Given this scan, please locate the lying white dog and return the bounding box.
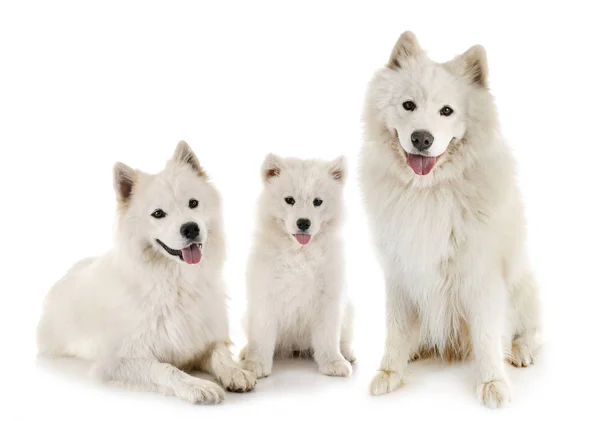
[360,32,541,408]
[37,141,256,403]
[240,154,355,378]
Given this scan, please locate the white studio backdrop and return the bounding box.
[1,1,598,420]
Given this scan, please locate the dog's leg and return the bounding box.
[95,357,225,404]
[506,271,541,368]
[196,342,256,392]
[370,284,416,395]
[241,308,277,379]
[311,300,352,377]
[466,277,512,409]
[340,302,356,364]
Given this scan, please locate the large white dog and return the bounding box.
[360,32,541,408]
[37,141,256,403]
[241,155,355,378]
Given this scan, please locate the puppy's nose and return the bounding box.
[296,218,311,231]
[411,130,434,151]
[180,222,200,240]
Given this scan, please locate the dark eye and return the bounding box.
[189,199,198,209]
[313,198,323,207]
[151,209,166,219]
[284,196,295,205]
[402,101,416,111]
[440,106,454,116]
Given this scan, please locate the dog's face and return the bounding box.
[114,141,220,265]
[259,154,346,246]
[368,31,489,176]
[390,64,467,174]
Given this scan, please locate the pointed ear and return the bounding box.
[447,45,488,88]
[387,31,423,69]
[113,162,136,205]
[172,141,207,178]
[261,153,283,183]
[328,155,346,183]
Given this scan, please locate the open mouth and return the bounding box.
[405,152,438,176]
[156,239,203,264]
[293,234,312,246]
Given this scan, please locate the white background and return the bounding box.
[1,1,599,419]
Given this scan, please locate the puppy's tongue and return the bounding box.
[407,154,437,175]
[293,234,311,245]
[181,244,202,264]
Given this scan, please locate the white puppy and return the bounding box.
[360,32,541,408]
[240,154,355,378]
[37,141,256,404]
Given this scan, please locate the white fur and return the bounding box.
[37,141,256,404]
[240,155,355,378]
[360,32,541,408]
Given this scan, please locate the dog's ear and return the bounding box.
[262,153,283,183]
[113,162,136,205]
[387,31,423,69]
[447,45,488,88]
[172,141,207,178]
[328,155,346,183]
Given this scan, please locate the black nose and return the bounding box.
[411,130,434,151]
[180,222,200,240]
[296,218,311,231]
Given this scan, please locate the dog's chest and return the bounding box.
[371,184,479,272]
[269,247,324,313]
[131,275,226,366]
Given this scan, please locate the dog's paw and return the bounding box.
[340,344,356,364]
[217,367,257,393]
[476,379,511,409]
[318,358,352,377]
[506,338,538,368]
[370,370,405,395]
[175,378,225,404]
[241,360,271,379]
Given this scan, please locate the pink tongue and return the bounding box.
[181,244,202,264]
[407,154,437,175]
[293,234,311,245]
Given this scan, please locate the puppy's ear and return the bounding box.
[172,141,207,178]
[388,31,423,69]
[262,153,282,183]
[328,155,346,183]
[447,45,488,88]
[113,162,136,205]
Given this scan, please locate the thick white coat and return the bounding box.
[360,32,541,408]
[241,155,355,378]
[37,142,256,403]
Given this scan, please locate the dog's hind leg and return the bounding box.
[195,342,256,393]
[505,271,541,368]
[94,357,225,404]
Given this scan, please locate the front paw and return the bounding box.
[318,358,352,377]
[477,379,512,409]
[175,378,225,404]
[241,359,271,379]
[370,370,405,395]
[217,367,257,393]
